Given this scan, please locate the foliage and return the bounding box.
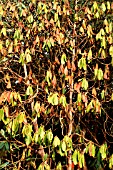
[0,0,113,169]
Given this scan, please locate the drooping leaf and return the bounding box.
[72,150,78,165]
[53,136,60,147]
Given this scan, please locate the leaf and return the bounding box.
[46,130,53,143]
[109,46,113,57]
[52,75,57,88]
[0,142,5,149]
[8,42,13,54]
[38,126,45,140]
[109,154,113,169]
[61,53,66,65]
[101,3,106,12]
[22,124,33,137]
[26,86,33,96]
[101,90,105,99]
[111,93,113,101]
[12,118,19,135]
[34,102,40,113]
[53,136,60,147]
[14,29,20,39]
[1,27,6,36]
[80,26,84,34]
[89,142,95,157]
[56,162,62,170]
[61,141,66,152]
[97,69,103,80]
[54,13,58,22]
[48,93,58,105]
[99,143,107,159]
[5,142,9,151]
[109,22,112,33]
[27,14,33,23]
[77,93,82,102]
[17,112,25,123]
[82,78,88,90]
[72,150,78,165]
[59,95,67,107]
[0,162,9,169]
[25,135,32,146]
[0,109,4,121]
[82,58,87,70]
[87,48,92,61]
[46,70,52,86]
[25,48,31,63]
[107,1,110,10]
[101,36,106,49]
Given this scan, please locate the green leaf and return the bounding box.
[101,90,105,99]
[107,1,110,10]
[82,78,88,90]
[59,95,67,107]
[17,112,25,123]
[46,70,52,86]
[1,27,6,36]
[92,144,96,157]
[56,162,62,170]
[101,3,106,12]
[0,162,9,169]
[61,141,66,152]
[53,136,60,147]
[0,109,4,121]
[48,93,58,105]
[87,48,92,61]
[109,154,113,169]
[111,93,113,101]
[44,153,48,161]
[72,150,78,165]
[54,13,58,22]
[97,69,103,80]
[0,142,5,149]
[26,86,33,96]
[38,126,45,140]
[109,46,113,57]
[61,53,66,65]
[77,93,82,102]
[25,135,32,146]
[25,48,31,63]
[12,118,19,135]
[5,142,9,151]
[46,130,53,143]
[27,14,33,23]
[99,143,107,159]
[19,53,25,65]
[22,124,33,137]
[14,29,20,39]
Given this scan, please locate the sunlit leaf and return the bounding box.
[61,141,66,152]
[1,27,6,36]
[82,78,88,90]
[72,150,78,165]
[0,109,4,121]
[61,53,66,65]
[53,136,60,147]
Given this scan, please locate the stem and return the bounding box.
[67,39,75,170]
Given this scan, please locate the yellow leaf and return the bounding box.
[1,27,6,36]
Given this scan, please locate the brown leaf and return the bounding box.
[67,60,71,69]
[64,66,68,76]
[72,62,76,71]
[52,75,57,88]
[92,87,97,97]
[74,82,81,93]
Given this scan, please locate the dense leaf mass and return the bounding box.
[0,0,113,169]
